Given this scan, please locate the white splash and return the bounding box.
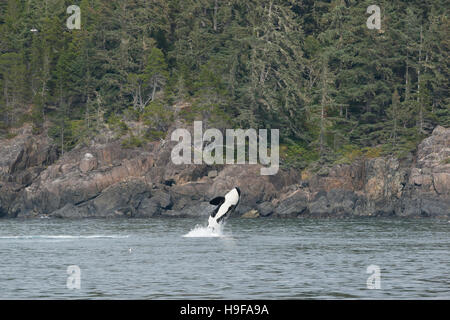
[183,224,226,238]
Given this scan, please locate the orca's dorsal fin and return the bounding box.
[209,196,225,206]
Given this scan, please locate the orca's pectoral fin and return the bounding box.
[209,196,225,206]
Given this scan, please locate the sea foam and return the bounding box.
[183,224,226,238]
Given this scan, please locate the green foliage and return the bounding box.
[48,119,87,153]
[145,130,166,141]
[121,135,146,149]
[142,101,173,133]
[4,132,17,140]
[0,0,448,169]
[0,121,6,137]
[335,145,383,164]
[107,114,129,137]
[143,47,169,83]
[280,142,319,169]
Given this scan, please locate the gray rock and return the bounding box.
[161,201,213,217]
[308,189,357,216]
[136,197,160,217]
[1,123,448,219]
[274,190,308,217]
[136,189,172,217]
[241,209,259,218]
[399,195,450,218]
[91,180,150,217]
[153,190,172,209]
[79,153,97,173]
[208,170,218,178]
[421,197,450,217]
[308,194,329,216]
[51,204,90,218]
[257,202,274,217]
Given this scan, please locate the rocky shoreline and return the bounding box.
[0,125,448,219]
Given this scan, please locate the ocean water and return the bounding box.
[0,217,449,299]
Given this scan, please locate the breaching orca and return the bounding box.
[207,187,241,231]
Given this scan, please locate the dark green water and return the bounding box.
[0,217,449,299]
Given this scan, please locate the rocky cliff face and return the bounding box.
[0,125,448,219]
[399,126,450,217]
[271,125,449,218]
[0,125,59,217]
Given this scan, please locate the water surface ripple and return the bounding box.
[0,217,449,299]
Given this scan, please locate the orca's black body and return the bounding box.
[208,187,241,229]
